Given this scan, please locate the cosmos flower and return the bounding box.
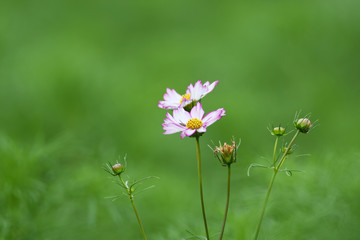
[158,80,219,110]
[162,102,226,139]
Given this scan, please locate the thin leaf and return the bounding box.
[133,185,156,196]
[130,176,159,188]
[247,163,269,176]
[185,230,207,240]
[279,168,304,176]
[278,169,304,173]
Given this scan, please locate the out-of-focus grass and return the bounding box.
[1,0,360,239]
[1,132,360,239]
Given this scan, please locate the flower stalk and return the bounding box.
[210,138,240,240]
[195,136,210,240]
[272,136,279,168]
[219,164,231,240]
[119,176,147,240]
[253,169,277,240]
[253,130,300,240]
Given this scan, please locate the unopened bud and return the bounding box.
[272,127,285,136]
[112,163,125,175]
[295,118,311,133]
[282,146,293,155]
[213,140,238,166]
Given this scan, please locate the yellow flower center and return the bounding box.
[186,118,203,129]
[180,93,191,104]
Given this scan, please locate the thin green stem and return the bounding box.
[276,130,299,170]
[253,130,300,240]
[195,136,210,240]
[119,176,147,240]
[253,170,277,240]
[273,137,279,168]
[219,165,231,240]
[130,197,147,240]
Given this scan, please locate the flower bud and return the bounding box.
[282,146,293,155]
[112,163,125,175]
[295,118,311,133]
[213,140,239,166]
[272,127,285,136]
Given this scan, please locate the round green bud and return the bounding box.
[282,146,293,154]
[272,127,285,136]
[112,163,125,175]
[295,118,311,133]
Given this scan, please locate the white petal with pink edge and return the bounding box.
[187,80,219,101]
[162,123,186,134]
[202,108,226,127]
[158,88,182,109]
[180,129,196,139]
[190,102,205,120]
[173,107,191,125]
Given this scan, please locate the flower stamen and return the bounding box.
[186,118,203,129]
[180,93,191,104]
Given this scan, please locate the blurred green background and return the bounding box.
[1,0,360,239]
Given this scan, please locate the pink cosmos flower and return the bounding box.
[158,80,219,110]
[162,102,226,139]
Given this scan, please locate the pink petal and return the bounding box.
[180,129,196,139]
[197,126,207,133]
[163,123,186,134]
[164,112,177,124]
[206,80,219,94]
[184,128,196,136]
[164,88,181,101]
[173,107,191,125]
[158,88,182,109]
[187,80,219,101]
[190,102,204,119]
[188,80,203,101]
[202,108,226,127]
[179,98,192,108]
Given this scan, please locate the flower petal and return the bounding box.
[162,111,187,135]
[163,112,177,124]
[187,80,219,101]
[179,99,192,108]
[190,102,204,120]
[188,80,203,101]
[173,107,191,125]
[158,88,182,109]
[202,108,226,127]
[163,123,186,134]
[197,126,207,133]
[180,129,196,139]
[205,80,219,94]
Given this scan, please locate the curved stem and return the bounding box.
[119,176,147,240]
[219,165,231,240]
[253,170,277,240]
[195,136,210,240]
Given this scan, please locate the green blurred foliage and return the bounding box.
[0,0,359,239]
